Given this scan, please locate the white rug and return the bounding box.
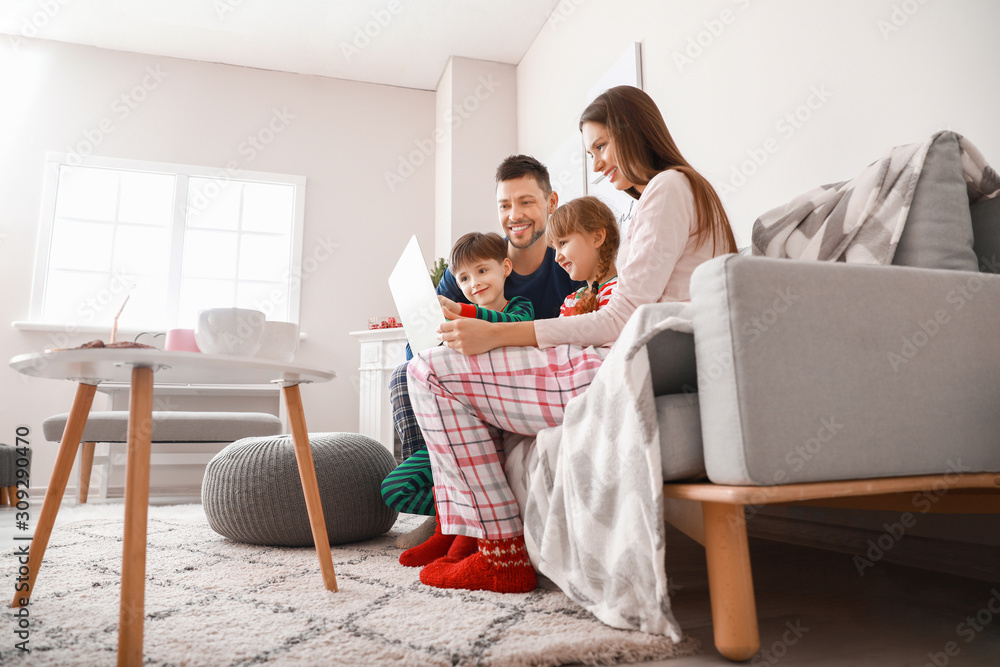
[1,504,697,666]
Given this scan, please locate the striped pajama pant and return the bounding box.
[380,445,435,515]
[407,344,608,540]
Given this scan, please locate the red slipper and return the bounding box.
[399,520,455,567]
[420,535,536,593]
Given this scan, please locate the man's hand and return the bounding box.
[437,318,498,356]
[438,295,466,321]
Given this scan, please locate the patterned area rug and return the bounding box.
[1,504,697,666]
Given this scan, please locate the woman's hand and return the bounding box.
[438,320,538,356]
[438,318,497,356]
[438,295,466,320]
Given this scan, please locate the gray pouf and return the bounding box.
[202,432,398,547]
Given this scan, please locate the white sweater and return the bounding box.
[535,169,719,348]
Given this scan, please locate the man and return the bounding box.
[434,154,582,320]
[389,155,583,548]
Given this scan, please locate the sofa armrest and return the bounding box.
[690,255,1000,485]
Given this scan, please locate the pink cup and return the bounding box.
[165,328,201,352]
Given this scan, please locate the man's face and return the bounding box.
[496,175,554,250]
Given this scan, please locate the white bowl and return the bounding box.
[195,308,266,357]
[254,321,300,363]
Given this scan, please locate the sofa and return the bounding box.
[648,132,1000,660]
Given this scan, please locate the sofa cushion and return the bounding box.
[971,196,1000,273]
[690,254,1000,486]
[892,131,978,271]
[656,394,706,481]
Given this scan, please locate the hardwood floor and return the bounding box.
[637,523,1000,665]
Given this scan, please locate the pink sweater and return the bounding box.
[535,170,720,349]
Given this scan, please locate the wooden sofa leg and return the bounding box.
[78,442,96,504]
[702,501,760,661]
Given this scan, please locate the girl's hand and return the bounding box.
[438,295,466,320]
[438,318,497,356]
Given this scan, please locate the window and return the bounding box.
[29,154,305,331]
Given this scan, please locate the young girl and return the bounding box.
[406,85,737,595]
[394,212,619,567]
[547,196,620,318]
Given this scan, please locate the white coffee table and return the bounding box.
[8,348,337,667]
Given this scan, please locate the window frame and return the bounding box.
[29,152,307,330]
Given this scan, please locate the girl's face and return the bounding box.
[552,230,606,282]
[582,121,635,192]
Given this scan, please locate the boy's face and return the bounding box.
[454,257,512,310]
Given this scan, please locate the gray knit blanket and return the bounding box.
[503,302,692,641]
[752,131,1000,261]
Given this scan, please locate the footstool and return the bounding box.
[0,444,31,506]
[202,432,398,546]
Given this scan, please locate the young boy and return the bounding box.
[382,232,534,566]
[438,231,534,323]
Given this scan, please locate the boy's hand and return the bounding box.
[438,295,467,320]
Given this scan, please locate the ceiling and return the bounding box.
[0,0,562,90]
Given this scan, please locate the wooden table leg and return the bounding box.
[10,382,97,608]
[282,383,338,592]
[117,367,154,667]
[702,501,760,661]
[78,442,96,504]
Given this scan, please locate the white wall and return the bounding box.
[434,57,518,261]
[518,0,1000,246]
[435,58,455,262]
[517,0,1000,549]
[0,38,435,491]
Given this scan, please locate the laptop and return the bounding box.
[388,235,447,354]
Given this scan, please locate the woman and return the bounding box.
[406,85,738,594]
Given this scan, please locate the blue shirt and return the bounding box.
[405,245,584,359]
[437,245,584,320]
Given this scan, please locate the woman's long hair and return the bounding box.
[580,85,737,255]
[547,196,619,315]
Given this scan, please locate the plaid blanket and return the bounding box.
[752,131,1000,262]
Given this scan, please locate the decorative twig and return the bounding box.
[110,284,136,344]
